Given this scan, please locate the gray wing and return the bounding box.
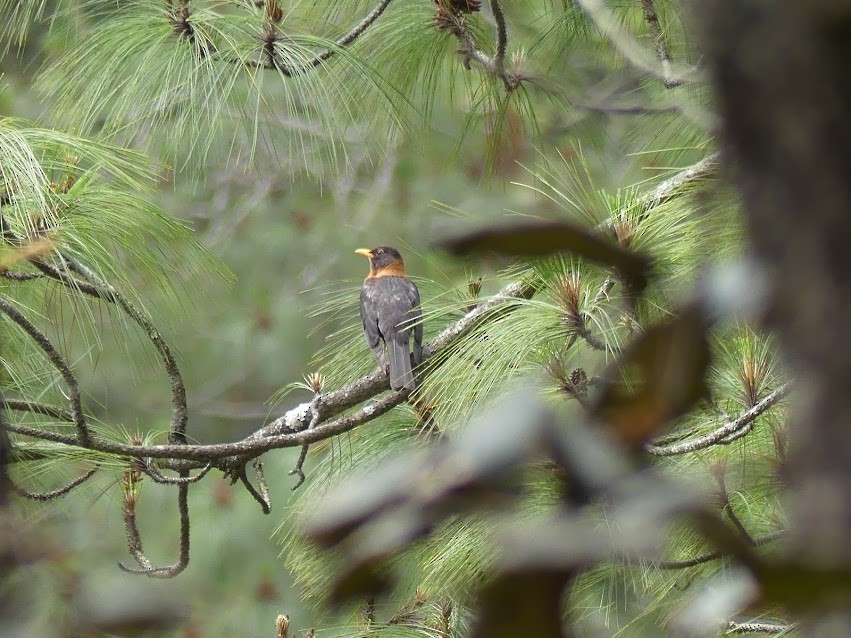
[360,285,386,368]
[409,284,423,366]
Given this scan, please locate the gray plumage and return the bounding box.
[360,275,423,390]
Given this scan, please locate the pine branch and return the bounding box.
[655,529,785,569]
[639,0,679,88]
[57,254,190,446]
[441,7,521,91]
[12,467,97,501]
[489,0,508,81]
[244,0,395,73]
[7,153,718,468]
[3,399,74,422]
[644,382,790,456]
[3,153,721,578]
[727,620,794,635]
[575,0,698,88]
[0,296,90,444]
[5,279,536,465]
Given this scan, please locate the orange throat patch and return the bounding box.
[368,263,408,279]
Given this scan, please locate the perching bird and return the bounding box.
[355,246,423,391]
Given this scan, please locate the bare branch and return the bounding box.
[289,395,321,490]
[143,461,212,485]
[244,0,395,73]
[575,0,697,88]
[236,461,271,514]
[655,529,785,569]
[57,254,189,446]
[2,280,533,464]
[727,620,794,635]
[489,0,508,78]
[315,0,395,64]
[639,0,679,88]
[644,382,791,456]
[6,154,719,468]
[442,10,521,91]
[12,467,97,500]
[119,481,190,578]
[1,270,43,281]
[0,296,90,444]
[3,399,74,422]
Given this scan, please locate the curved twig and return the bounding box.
[119,481,190,578]
[443,10,521,91]
[0,296,89,444]
[237,462,271,514]
[143,461,212,485]
[644,383,791,456]
[30,257,104,298]
[56,254,189,446]
[289,394,322,490]
[11,466,97,500]
[574,0,696,88]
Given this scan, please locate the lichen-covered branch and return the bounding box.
[644,382,790,456]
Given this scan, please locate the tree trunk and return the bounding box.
[699,0,851,631]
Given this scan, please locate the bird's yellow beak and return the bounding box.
[354,248,373,259]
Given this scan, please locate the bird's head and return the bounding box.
[355,246,407,278]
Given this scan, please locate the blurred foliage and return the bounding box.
[0,1,792,637]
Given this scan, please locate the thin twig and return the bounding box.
[489,0,509,86]
[119,481,190,578]
[253,458,270,507]
[727,620,794,635]
[639,0,679,88]
[639,151,722,211]
[655,529,785,569]
[3,399,74,422]
[645,383,791,456]
[245,0,394,73]
[58,254,189,446]
[11,466,97,500]
[318,0,395,62]
[0,296,89,444]
[143,461,212,485]
[237,463,271,514]
[1,270,43,281]
[714,466,755,545]
[289,395,321,490]
[575,0,694,88]
[30,258,105,297]
[443,10,521,91]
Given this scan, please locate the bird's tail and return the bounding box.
[388,338,415,391]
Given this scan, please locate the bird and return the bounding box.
[355,246,423,391]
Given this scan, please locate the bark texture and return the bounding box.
[699,0,851,625]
